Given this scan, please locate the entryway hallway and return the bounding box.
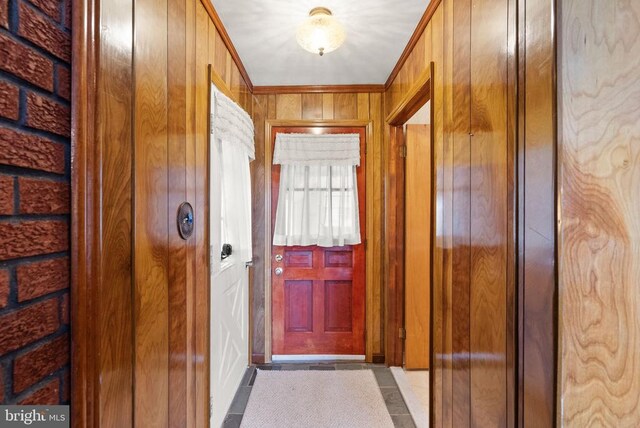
[222,363,417,428]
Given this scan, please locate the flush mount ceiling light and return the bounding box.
[296,7,346,56]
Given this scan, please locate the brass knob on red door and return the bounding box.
[275,267,283,276]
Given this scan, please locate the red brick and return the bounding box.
[26,92,70,137]
[0,175,14,215]
[0,220,68,261]
[17,258,69,302]
[0,269,9,309]
[0,80,19,121]
[0,298,59,356]
[63,0,70,29]
[27,0,61,22]
[56,65,70,100]
[0,127,65,173]
[0,34,54,91]
[14,334,68,393]
[18,3,70,62]
[59,293,68,324]
[18,378,60,404]
[0,0,8,29]
[19,177,69,214]
[62,370,69,401]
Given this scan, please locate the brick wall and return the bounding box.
[0,0,71,404]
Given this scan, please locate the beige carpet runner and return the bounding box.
[241,369,394,428]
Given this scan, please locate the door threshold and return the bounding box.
[272,354,366,362]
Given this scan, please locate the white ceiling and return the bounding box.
[211,0,430,86]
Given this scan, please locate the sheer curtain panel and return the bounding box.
[210,84,254,269]
[273,133,361,247]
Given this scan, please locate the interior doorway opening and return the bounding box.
[384,63,434,427]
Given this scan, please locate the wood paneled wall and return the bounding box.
[73,0,253,426]
[558,1,640,426]
[250,92,385,362]
[384,0,556,426]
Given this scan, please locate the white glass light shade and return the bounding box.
[296,7,346,56]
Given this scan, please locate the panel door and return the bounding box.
[404,124,431,369]
[271,127,366,356]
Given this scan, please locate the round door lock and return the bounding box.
[275,254,283,262]
[275,267,283,276]
[177,202,194,240]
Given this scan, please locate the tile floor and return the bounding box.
[222,362,416,428]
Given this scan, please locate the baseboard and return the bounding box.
[373,354,386,364]
[252,353,265,364]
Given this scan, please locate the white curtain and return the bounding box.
[210,85,254,269]
[273,133,361,247]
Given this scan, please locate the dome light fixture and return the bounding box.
[296,7,346,56]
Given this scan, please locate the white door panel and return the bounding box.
[211,260,248,428]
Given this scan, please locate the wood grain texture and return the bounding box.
[404,124,431,370]
[133,0,169,425]
[250,95,267,361]
[275,94,302,119]
[194,5,209,426]
[168,0,188,424]
[430,4,446,425]
[71,0,134,422]
[517,0,556,425]
[254,85,385,95]
[96,0,135,422]
[469,0,509,424]
[558,1,640,426]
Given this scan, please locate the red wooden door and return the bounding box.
[271,126,366,356]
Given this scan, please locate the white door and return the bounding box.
[210,260,248,428]
[209,115,250,428]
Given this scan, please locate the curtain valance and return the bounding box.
[212,88,255,160]
[273,133,360,166]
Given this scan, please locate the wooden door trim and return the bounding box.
[71,0,101,424]
[264,119,374,362]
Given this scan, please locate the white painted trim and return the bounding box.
[272,354,366,362]
[390,367,428,428]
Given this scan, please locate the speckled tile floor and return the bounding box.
[221,362,416,428]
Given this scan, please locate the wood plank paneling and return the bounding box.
[517,0,555,426]
[133,0,169,426]
[469,0,509,424]
[301,93,322,120]
[74,0,254,425]
[95,0,134,423]
[559,1,640,426]
[430,3,446,425]
[251,95,267,361]
[368,92,384,358]
[276,94,302,119]
[334,93,358,119]
[322,94,334,120]
[450,0,472,425]
[194,4,210,427]
[168,0,188,425]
